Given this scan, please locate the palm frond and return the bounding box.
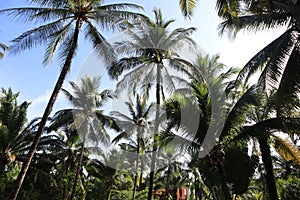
[179,0,198,19]
[114,63,154,94]
[84,21,116,65]
[57,28,78,66]
[9,19,65,55]
[0,7,70,24]
[275,41,300,115]
[219,12,291,37]
[112,131,129,144]
[43,21,73,65]
[49,109,75,131]
[98,3,144,11]
[231,29,294,88]
[107,56,144,80]
[28,0,69,8]
[92,10,147,31]
[221,85,258,139]
[272,134,300,166]
[258,29,296,90]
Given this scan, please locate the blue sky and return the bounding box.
[0,0,286,120]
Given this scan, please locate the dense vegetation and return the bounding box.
[1,0,300,200]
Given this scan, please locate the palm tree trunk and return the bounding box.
[258,138,279,200]
[193,170,199,200]
[132,136,141,200]
[165,162,171,199]
[139,157,144,188]
[148,63,162,200]
[70,136,86,200]
[11,19,81,200]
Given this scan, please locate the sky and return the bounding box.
[0,0,287,121]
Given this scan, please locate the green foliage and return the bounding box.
[110,189,148,200]
[278,177,300,199]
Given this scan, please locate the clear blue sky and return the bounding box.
[0,0,286,120]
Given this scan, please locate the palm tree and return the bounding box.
[0,1,146,198]
[50,76,113,199]
[217,2,300,197]
[0,88,63,199]
[107,8,196,199]
[227,89,300,200]
[0,88,31,176]
[111,93,154,200]
[163,54,264,199]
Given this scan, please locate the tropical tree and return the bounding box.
[165,55,299,200]
[0,88,62,199]
[0,88,30,177]
[162,54,262,199]
[229,89,300,200]
[107,8,196,199]
[111,92,154,200]
[49,76,113,199]
[0,1,146,198]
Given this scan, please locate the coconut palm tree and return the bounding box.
[0,88,31,176]
[111,93,154,200]
[162,54,261,199]
[49,76,113,199]
[228,89,300,200]
[0,1,146,198]
[107,8,196,199]
[0,88,64,199]
[165,61,300,200]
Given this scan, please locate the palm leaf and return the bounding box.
[275,41,300,115]
[219,12,291,36]
[179,0,198,19]
[221,85,258,139]
[43,21,73,65]
[230,28,294,89]
[84,21,116,65]
[0,7,70,23]
[272,134,300,166]
[9,19,65,54]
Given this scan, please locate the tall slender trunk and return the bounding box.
[258,138,279,200]
[193,170,199,200]
[139,157,144,188]
[63,158,70,200]
[70,136,86,200]
[165,162,171,199]
[148,63,162,200]
[11,19,81,200]
[132,136,141,200]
